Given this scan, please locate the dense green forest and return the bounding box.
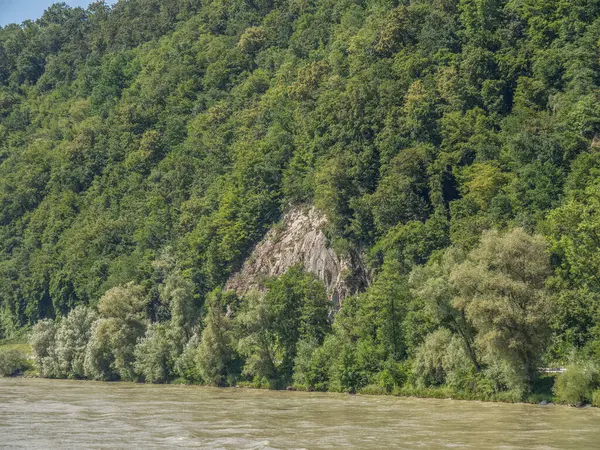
[3,0,600,404]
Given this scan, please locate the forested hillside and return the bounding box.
[3,0,600,403]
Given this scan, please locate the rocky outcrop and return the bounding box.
[225,207,369,307]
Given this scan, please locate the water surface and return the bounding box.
[1,378,599,449]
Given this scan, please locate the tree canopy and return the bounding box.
[4,0,600,401]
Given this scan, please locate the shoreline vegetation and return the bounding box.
[0,357,575,409]
[3,230,598,410]
[4,0,600,414]
[0,338,596,408]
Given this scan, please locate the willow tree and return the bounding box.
[410,246,480,372]
[84,283,148,381]
[452,228,553,393]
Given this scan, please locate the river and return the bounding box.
[1,378,599,449]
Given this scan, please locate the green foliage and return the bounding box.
[414,328,474,388]
[30,319,60,378]
[84,283,148,381]
[554,364,600,405]
[410,247,480,371]
[174,332,202,382]
[236,267,330,387]
[195,289,238,386]
[411,228,553,396]
[3,0,600,400]
[54,306,98,378]
[134,323,177,383]
[0,307,19,340]
[592,389,600,408]
[0,349,29,376]
[452,228,554,394]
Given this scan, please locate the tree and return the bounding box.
[54,306,98,378]
[410,247,481,372]
[157,265,197,350]
[352,259,410,362]
[134,323,177,383]
[452,228,553,393]
[196,289,238,386]
[547,181,600,293]
[413,328,473,388]
[30,319,60,378]
[84,283,148,380]
[236,267,330,387]
[5,0,600,397]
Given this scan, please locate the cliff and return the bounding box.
[225,207,369,306]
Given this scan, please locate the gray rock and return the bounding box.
[225,207,369,307]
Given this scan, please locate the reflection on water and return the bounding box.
[1,377,599,449]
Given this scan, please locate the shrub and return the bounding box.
[414,328,474,388]
[134,323,177,384]
[55,306,98,378]
[0,349,29,376]
[592,390,600,408]
[553,364,600,405]
[30,319,61,378]
[377,360,409,393]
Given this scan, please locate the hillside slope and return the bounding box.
[2,0,600,399]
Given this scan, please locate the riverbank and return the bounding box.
[4,371,569,409]
[361,382,557,406]
[0,339,587,408]
[285,375,560,407]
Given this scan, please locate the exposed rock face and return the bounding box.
[225,207,369,306]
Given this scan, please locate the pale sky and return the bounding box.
[0,0,118,27]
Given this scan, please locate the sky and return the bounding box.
[0,0,117,27]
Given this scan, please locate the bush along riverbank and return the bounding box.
[0,339,33,377]
[9,231,600,408]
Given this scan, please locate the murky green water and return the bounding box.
[1,378,599,449]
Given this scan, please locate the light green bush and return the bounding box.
[591,390,600,408]
[414,328,474,388]
[84,319,120,381]
[553,364,599,405]
[134,323,177,383]
[0,349,29,376]
[55,306,98,378]
[30,319,61,378]
[84,283,148,381]
[414,329,451,386]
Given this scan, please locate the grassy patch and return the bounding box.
[0,342,32,354]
